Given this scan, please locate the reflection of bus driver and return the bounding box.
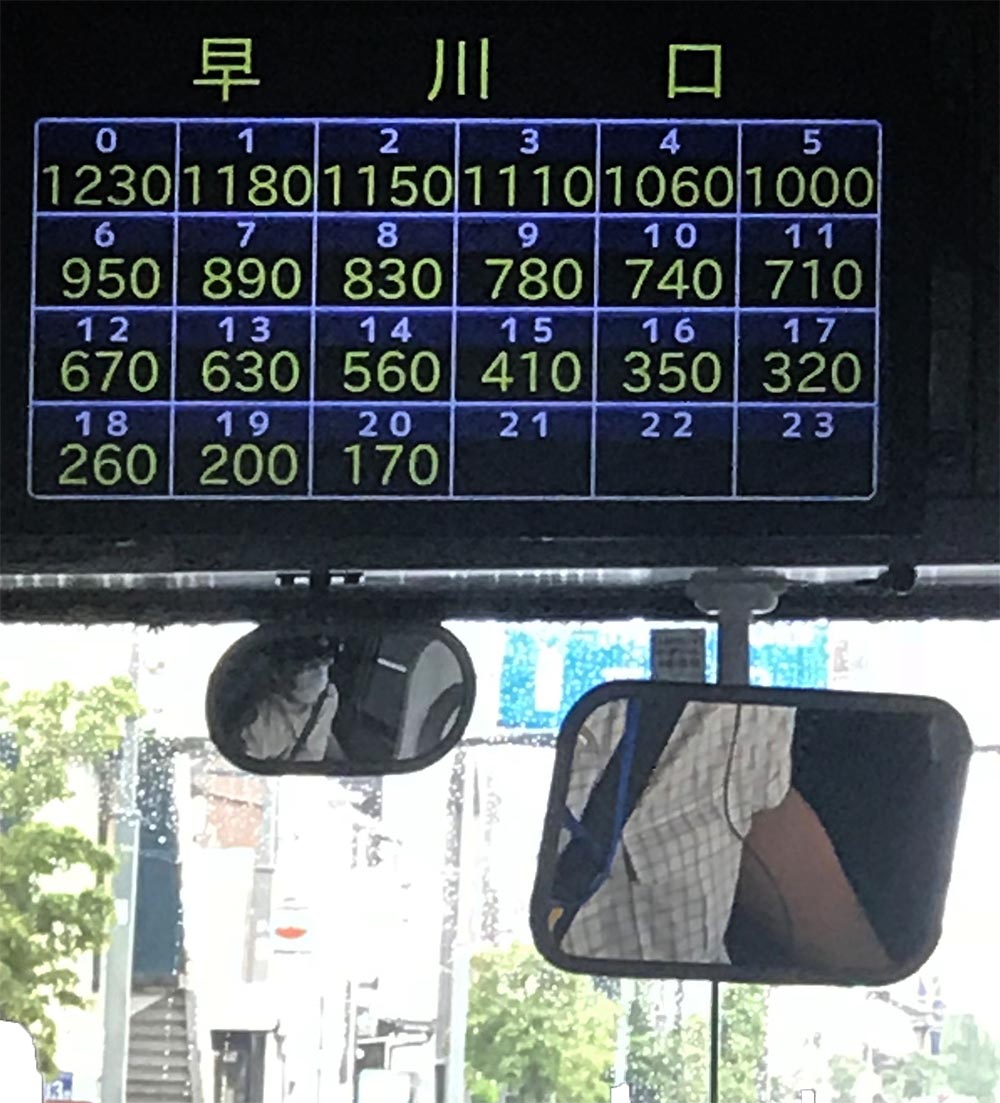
[241,659,341,762]
[552,699,892,972]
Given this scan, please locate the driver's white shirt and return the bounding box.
[560,699,795,964]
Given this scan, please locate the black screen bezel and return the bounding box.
[1,3,937,572]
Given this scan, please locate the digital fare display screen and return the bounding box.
[29,117,880,503]
[1,5,940,570]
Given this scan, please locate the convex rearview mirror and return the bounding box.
[531,682,971,987]
[206,621,476,775]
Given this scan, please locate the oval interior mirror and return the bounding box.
[206,621,475,775]
[531,681,972,987]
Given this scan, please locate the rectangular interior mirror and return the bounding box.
[531,682,972,986]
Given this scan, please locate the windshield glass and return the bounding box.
[1,619,997,1103]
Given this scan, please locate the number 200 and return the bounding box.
[200,442,299,486]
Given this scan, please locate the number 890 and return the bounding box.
[201,257,303,301]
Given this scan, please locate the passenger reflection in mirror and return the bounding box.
[212,627,473,769]
[549,700,893,973]
[239,645,342,762]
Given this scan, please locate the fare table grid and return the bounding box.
[29,118,882,501]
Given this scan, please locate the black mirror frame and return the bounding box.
[205,619,477,778]
[530,680,972,987]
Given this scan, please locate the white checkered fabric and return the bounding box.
[560,699,795,964]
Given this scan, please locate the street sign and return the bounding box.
[651,628,708,682]
[44,1073,73,1101]
[271,901,313,954]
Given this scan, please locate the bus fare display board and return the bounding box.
[30,116,880,501]
[0,5,951,571]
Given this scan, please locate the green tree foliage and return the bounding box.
[0,677,139,1075]
[720,985,770,1103]
[625,987,708,1103]
[829,1054,865,1103]
[880,1050,949,1101]
[769,1074,795,1103]
[466,942,617,1103]
[626,992,671,1103]
[943,1014,1000,1103]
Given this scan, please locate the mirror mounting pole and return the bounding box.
[684,570,786,1103]
[686,570,787,687]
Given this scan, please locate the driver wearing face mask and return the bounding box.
[240,657,342,762]
[225,631,468,767]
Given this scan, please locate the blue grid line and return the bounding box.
[27,121,40,497]
[590,121,601,497]
[449,121,460,494]
[308,121,319,495]
[732,122,743,497]
[33,208,881,221]
[37,116,883,127]
[873,125,883,497]
[169,121,180,494]
[32,303,879,315]
[29,116,882,503]
[29,399,876,410]
[28,490,881,503]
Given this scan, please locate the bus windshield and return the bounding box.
[1,618,997,1103]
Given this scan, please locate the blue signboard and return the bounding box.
[498,621,829,731]
[134,737,183,980]
[45,1072,73,1100]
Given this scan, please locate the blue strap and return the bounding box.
[555,698,642,910]
[562,807,589,839]
[606,697,641,877]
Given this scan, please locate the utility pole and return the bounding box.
[433,624,506,1103]
[100,634,142,1103]
[435,747,476,1103]
[612,978,635,1097]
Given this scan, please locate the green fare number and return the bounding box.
[604,165,734,209]
[463,164,594,208]
[342,349,442,395]
[342,257,444,302]
[60,350,159,395]
[485,258,585,302]
[745,166,875,209]
[625,258,724,302]
[201,349,301,395]
[202,257,302,301]
[200,442,299,487]
[762,350,862,395]
[61,257,161,300]
[622,350,723,395]
[184,164,313,207]
[342,443,441,488]
[765,258,863,301]
[480,350,584,395]
[58,442,158,487]
[324,165,454,208]
[42,164,172,207]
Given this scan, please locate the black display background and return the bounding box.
[0,2,954,571]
